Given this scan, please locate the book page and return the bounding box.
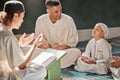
[31,51,56,67]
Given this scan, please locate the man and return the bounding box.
[35,0,81,68]
[74,23,112,74]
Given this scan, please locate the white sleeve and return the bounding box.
[5,36,25,68]
[96,43,112,64]
[64,18,79,47]
[82,40,92,58]
[35,18,43,39]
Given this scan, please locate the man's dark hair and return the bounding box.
[45,0,61,7]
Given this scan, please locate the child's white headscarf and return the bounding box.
[95,23,109,38]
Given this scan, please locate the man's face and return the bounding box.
[47,5,62,22]
[92,25,104,39]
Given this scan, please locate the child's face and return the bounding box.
[92,25,104,40]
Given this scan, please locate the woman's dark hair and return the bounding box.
[45,0,61,8]
[0,0,25,25]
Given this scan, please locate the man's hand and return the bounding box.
[52,43,70,50]
[39,41,50,49]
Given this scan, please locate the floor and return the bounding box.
[61,66,113,80]
[61,39,120,80]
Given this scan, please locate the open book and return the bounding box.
[31,51,57,67]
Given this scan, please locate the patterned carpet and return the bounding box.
[61,39,120,80]
[61,66,113,80]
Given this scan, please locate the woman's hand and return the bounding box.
[33,33,44,48]
[18,33,44,70]
[19,33,34,47]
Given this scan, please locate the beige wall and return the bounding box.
[78,27,120,41]
[16,27,120,41]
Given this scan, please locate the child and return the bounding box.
[74,23,112,74]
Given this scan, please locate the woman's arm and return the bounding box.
[18,34,43,70]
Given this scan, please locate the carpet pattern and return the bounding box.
[61,66,113,80]
[62,39,120,80]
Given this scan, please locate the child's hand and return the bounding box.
[81,56,96,64]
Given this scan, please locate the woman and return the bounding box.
[0,0,46,80]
